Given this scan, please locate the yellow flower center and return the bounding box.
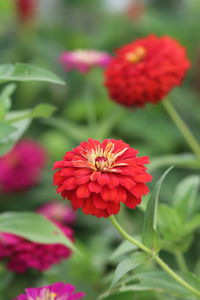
[32,290,57,300]
[75,141,129,172]
[126,46,146,63]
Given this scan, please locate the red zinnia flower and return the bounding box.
[15,0,38,23]
[104,35,190,107]
[53,139,152,218]
[0,140,46,193]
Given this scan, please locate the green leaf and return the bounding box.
[98,291,137,300]
[0,122,16,140]
[30,103,57,118]
[0,110,32,155]
[157,204,193,252]
[109,240,137,261]
[142,166,173,251]
[0,83,16,120]
[118,271,193,299]
[0,212,81,255]
[110,252,149,288]
[173,175,200,220]
[158,204,182,238]
[149,153,200,171]
[180,214,200,235]
[0,63,65,85]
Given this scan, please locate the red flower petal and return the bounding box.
[53,139,151,218]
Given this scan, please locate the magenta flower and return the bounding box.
[37,202,76,225]
[0,222,73,273]
[14,282,85,300]
[0,140,46,193]
[59,49,112,73]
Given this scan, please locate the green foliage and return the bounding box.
[0,84,16,120]
[0,212,80,254]
[101,271,194,299]
[0,64,65,85]
[30,103,57,119]
[157,175,200,253]
[110,252,149,288]
[173,175,200,220]
[142,167,173,252]
[109,240,137,261]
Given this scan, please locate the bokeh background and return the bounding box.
[0,1,200,299]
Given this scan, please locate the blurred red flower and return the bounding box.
[104,35,190,107]
[15,0,38,23]
[37,201,76,225]
[0,222,73,273]
[53,139,151,218]
[0,140,46,193]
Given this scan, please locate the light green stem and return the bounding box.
[109,215,151,255]
[162,98,200,159]
[84,95,96,131]
[83,76,97,137]
[109,215,200,298]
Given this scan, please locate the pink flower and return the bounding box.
[59,50,112,73]
[0,222,73,273]
[0,140,46,193]
[37,202,76,225]
[14,282,85,300]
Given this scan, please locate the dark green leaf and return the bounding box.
[173,175,200,220]
[142,167,173,251]
[109,240,137,261]
[0,63,65,85]
[158,204,182,238]
[110,252,149,288]
[120,271,194,299]
[0,212,80,254]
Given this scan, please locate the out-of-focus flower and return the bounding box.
[53,139,151,218]
[0,140,46,193]
[15,0,38,23]
[59,50,112,73]
[37,201,76,225]
[14,282,85,300]
[126,0,145,21]
[0,222,73,273]
[104,35,190,107]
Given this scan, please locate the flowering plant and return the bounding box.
[0,3,200,299]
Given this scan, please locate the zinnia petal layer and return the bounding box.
[104,35,190,107]
[53,139,152,218]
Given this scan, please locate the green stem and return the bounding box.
[109,215,200,298]
[162,98,200,159]
[83,77,97,137]
[109,215,152,255]
[174,251,188,273]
